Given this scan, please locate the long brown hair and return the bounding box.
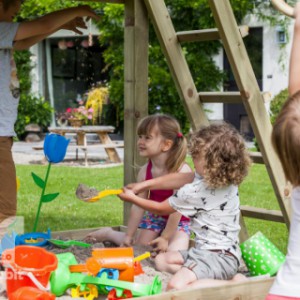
[272,90,300,186]
[189,122,251,188]
[137,114,187,173]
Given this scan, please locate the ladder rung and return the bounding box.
[199,91,270,104]
[249,152,264,164]
[177,25,248,43]
[199,92,242,103]
[241,205,284,223]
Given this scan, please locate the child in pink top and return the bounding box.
[85,114,191,255]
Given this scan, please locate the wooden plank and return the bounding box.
[241,205,285,223]
[137,277,274,300]
[209,0,291,228]
[144,0,209,130]
[124,0,149,224]
[199,91,242,103]
[199,92,271,104]
[249,152,264,164]
[177,25,248,43]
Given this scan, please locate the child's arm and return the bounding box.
[127,172,194,195]
[119,187,176,216]
[13,5,99,50]
[289,3,300,95]
[14,17,88,50]
[149,163,192,252]
[149,212,182,253]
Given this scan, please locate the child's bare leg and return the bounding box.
[84,227,125,245]
[168,231,190,251]
[135,229,159,246]
[167,266,197,290]
[185,273,248,290]
[155,251,184,273]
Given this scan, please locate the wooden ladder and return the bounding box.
[143,0,291,240]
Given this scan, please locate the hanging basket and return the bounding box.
[68,118,85,127]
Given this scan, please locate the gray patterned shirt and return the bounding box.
[169,173,241,261]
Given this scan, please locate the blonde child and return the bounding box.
[0,0,99,224]
[85,114,192,254]
[119,122,251,290]
[266,3,300,299]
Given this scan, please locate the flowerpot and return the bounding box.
[68,118,84,127]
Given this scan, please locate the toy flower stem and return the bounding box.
[32,162,52,232]
[32,134,70,232]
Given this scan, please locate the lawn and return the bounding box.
[16,161,288,253]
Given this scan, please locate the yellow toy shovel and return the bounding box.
[76,183,122,202]
[85,189,123,202]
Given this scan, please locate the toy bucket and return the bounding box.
[92,247,134,281]
[240,231,285,276]
[1,246,57,297]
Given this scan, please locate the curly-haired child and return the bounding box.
[119,122,251,290]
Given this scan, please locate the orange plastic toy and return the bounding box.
[10,286,55,300]
[70,247,135,281]
[1,246,57,297]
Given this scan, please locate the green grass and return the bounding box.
[16,162,288,253]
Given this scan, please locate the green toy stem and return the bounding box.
[33,162,52,232]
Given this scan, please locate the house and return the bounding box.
[30,11,293,138]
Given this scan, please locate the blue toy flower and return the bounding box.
[43,133,70,163]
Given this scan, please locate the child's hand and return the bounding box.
[149,236,168,254]
[118,187,136,203]
[61,17,87,35]
[75,5,101,21]
[126,181,147,194]
[121,234,134,247]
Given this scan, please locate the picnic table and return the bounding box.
[48,126,123,166]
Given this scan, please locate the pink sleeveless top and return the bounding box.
[145,161,189,222]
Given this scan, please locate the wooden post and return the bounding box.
[209,0,291,227]
[123,0,149,225]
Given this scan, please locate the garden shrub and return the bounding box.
[15,94,53,139]
[270,88,289,124]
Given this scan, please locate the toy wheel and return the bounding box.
[107,289,133,300]
[271,0,294,18]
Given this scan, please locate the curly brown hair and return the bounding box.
[189,122,251,188]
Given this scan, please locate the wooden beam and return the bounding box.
[199,91,242,103]
[177,25,248,43]
[241,206,285,223]
[249,151,264,164]
[123,0,149,225]
[137,277,274,300]
[199,92,271,104]
[209,0,291,228]
[144,0,209,130]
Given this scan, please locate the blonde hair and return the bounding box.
[272,91,300,186]
[137,114,187,173]
[189,122,251,188]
